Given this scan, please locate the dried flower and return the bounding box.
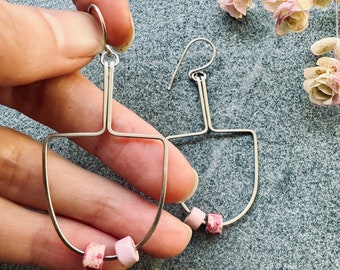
[311,37,340,59]
[263,0,286,12]
[263,0,313,35]
[304,57,340,106]
[218,0,252,19]
[313,0,333,8]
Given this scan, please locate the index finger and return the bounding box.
[0,71,198,203]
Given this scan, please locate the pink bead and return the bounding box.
[115,236,139,268]
[83,243,105,270]
[206,213,223,234]
[184,207,206,230]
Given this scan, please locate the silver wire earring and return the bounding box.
[167,37,259,234]
[42,4,169,269]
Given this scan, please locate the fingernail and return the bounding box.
[178,169,199,203]
[41,9,104,58]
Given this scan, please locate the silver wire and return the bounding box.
[167,39,259,227]
[168,37,216,90]
[88,4,108,44]
[43,4,169,260]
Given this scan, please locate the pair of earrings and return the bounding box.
[42,5,258,269]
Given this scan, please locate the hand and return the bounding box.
[0,1,197,269]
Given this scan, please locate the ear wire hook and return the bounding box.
[42,4,169,268]
[166,38,258,234]
[168,37,217,90]
[167,38,216,139]
[88,4,107,45]
[88,4,117,61]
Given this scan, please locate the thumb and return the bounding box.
[1,2,104,86]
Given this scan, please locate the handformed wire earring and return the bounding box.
[167,37,259,234]
[42,4,169,269]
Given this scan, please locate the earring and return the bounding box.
[167,37,259,234]
[42,4,169,269]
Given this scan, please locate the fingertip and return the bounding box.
[73,0,134,52]
[103,261,127,270]
[168,223,193,257]
[106,4,134,53]
[0,2,104,86]
[166,146,199,203]
[179,169,199,202]
[162,222,193,258]
[112,14,134,53]
[145,214,193,258]
[171,168,198,203]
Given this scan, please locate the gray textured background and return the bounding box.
[1,0,339,269]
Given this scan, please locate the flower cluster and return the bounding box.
[218,0,339,106]
[218,0,252,18]
[263,0,313,35]
[218,0,335,35]
[304,38,340,106]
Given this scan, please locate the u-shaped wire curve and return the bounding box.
[42,5,169,261]
[42,55,169,260]
[166,38,259,228]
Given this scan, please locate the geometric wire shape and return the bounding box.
[42,46,169,261]
[167,38,258,228]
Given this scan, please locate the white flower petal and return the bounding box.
[304,67,326,79]
[318,84,333,95]
[311,37,339,55]
[316,57,336,69]
[303,79,313,92]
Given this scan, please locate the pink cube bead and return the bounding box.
[115,236,139,268]
[83,243,105,270]
[184,207,206,230]
[206,213,223,234]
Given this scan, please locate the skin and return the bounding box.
[0,0,197,269]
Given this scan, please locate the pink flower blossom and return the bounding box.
[218,0,252,19]
[263,0,313,35]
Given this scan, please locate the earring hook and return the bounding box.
[87,4,107,43]
[168,37,217,90]
[88,4,119,64]
[88,3,117,56]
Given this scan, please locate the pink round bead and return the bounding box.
[115,236,139,268]
[206,213,223,234]
[82,243,105,270]
[184,207,206,230]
